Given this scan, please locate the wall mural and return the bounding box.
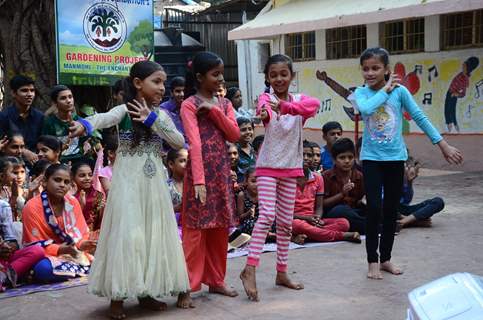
[300,53,483,134]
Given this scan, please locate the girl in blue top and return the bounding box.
[351,47,462,280]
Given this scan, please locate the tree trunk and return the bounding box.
[0,0,56,111]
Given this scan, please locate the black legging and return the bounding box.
[362,160,405,263]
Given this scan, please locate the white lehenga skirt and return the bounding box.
[88,150,190,300]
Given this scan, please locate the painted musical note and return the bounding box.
[422,92,433,105]
[323,99,332,112]
[475,79,483,99]
[465,105,476,119]
[428,65,439,82]
[414,65,423,75]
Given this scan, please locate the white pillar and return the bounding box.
[316,29,326,60]
[366,23,379,48]
[425,15,440,52]
[272,35,284,55]
[236,39,250,109]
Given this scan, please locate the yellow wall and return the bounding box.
[273,0,291,8]
[297,50,483,134]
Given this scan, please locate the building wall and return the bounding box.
[239,11,483,133]
[237,10,483,170]
[295,48,483,134]
[236,39,269,109]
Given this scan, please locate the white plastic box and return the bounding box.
[407,273,483,320]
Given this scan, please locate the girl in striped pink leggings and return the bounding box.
[240,54,320,301]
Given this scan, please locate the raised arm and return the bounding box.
[351,88,389,116]
[208,99,240,143]
[401,87,442,144]
[279,94,320,121]
[77,104,128,136]
[400,87,462,164]
[145,109,185,150]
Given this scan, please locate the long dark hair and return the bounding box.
[185,51,223,98]
[263,54,294,93]
[359,47,390,66]
[44,163,70,180]
[122,61,164,147]
[0,157,11,176]
[102,135,119,167]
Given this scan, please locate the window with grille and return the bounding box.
[285,32,316,61]
[326,25,366,60]
[442,10,483,49]
[382,18,424,54]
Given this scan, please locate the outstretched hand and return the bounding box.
[316,70,327,82]
[127,98,151,123]
[439,140,463,165]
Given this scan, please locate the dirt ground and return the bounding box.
[2,170,482,320]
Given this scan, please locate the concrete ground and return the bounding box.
[301,128,483,172]
[2,170,482,320]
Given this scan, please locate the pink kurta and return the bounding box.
[180,95,240,229]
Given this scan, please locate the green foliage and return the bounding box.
[89,8,120,37]
[127,20,153,58]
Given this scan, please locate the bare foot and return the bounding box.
[109,300,126,320]
[292,234,307,245]
[343,232,361,243]
[380,261,403,275]
[395,221,403,234]
[138,296,167,311]
[275,272,304,290]
[413,218,432,228]
[177,292,195,309]
[367,263,383,280]
[209,285,238,297]
[240,266,259,301]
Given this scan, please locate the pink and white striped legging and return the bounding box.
[246,176,297,273]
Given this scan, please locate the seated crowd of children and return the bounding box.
[0,75,445,293]
[163,99,445,250]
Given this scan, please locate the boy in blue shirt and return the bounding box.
[320,121,342,171]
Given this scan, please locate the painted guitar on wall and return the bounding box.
[316,63,422,121]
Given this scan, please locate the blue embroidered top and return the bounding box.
[351,85,442,161]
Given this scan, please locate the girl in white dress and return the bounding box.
[69,61,191,319]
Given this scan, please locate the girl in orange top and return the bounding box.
[22,164,96,283]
